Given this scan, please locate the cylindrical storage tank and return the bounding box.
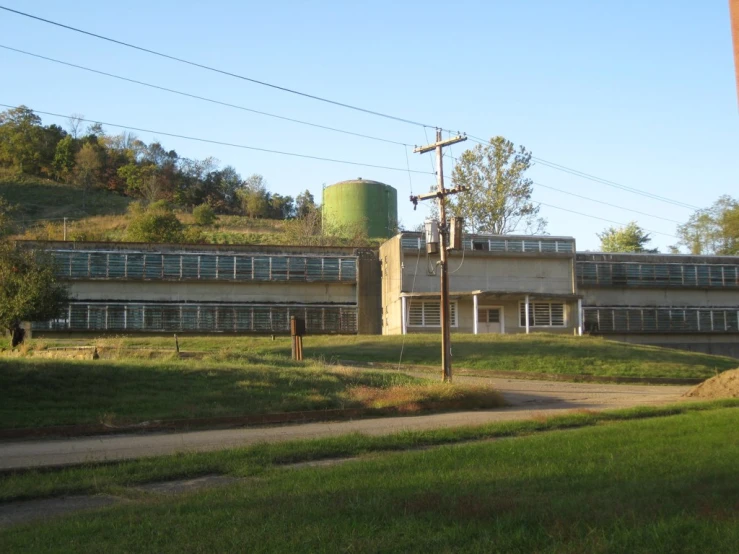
[322,179,398,239]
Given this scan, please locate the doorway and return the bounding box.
[477,306,504,334]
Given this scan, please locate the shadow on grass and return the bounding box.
[0,356,504,430]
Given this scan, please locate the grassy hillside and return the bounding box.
[0,177,131,222]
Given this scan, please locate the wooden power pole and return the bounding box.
[411,129,467,382]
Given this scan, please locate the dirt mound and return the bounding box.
[684,369,739,399]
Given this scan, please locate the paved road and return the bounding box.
[0,377,690,471]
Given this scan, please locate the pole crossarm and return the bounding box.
[410,186,469,209]
[413,134,467,154]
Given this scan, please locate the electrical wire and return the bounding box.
[0,44,412,148]
[0,5,701,216]
[0,5,439,129]
[0,103,436,175]
[533,182,683,224]
[535,201,680,239]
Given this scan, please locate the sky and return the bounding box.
[1,0,737,251]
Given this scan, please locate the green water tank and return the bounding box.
[322,179,398,239]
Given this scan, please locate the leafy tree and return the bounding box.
[74,143,102,209]
[449,136,546,234]
[0,106,46,174]
[295,189,317,218]
[675,195,739,255]
[192,203,217,226]
[597,221,658,253]
[269,193,294,220]
[125,201,185,243]
[52,135,77,182]
[0,243,69,346]
[238,174,270,218]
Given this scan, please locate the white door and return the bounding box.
[477,306,503,334]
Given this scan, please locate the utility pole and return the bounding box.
[411,129,467,382]
[63,218,67,241]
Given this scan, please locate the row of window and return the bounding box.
[49,251,357,283]
[583,307,739,333]
[577,262,739,288]
[401,236,575,253]
[33,303,357,334]
[405,301,566,328]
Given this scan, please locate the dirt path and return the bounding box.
[0,376,689,471]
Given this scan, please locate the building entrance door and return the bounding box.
[477,306,504,334]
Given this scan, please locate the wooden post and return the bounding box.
[412,130,468,382]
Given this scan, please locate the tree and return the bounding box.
[52,135,77,182]
[74,143,102,208]
[125,201,185,243]
[597,221,658,253]
[238,174,270,218]
[269,193,294,220]
[449,136,546,234]
[192,203,217,226]
[295,189,316,218]
[0,243,69,346]
[0,105,46,174]
[675,196,739,255]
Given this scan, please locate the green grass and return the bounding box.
[2,404,737,552]
[1,399,735,503]
[0,355,503,429]
[39,333,738,380]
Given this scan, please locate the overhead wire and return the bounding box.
[0,104,436,175]
[0,5,702,218]
[0,5,439,129]
[0,44,412,148]
[535,201,680,239]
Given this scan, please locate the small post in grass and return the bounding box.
[290,316,305,361]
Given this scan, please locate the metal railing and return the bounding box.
[50,250,358,283]
[577,262,739,289]
[583,306,739,333]
[400,235,575,253]
[34,302,358,334]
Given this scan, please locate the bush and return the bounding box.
[125,201,184,243]
[192,204,217,226]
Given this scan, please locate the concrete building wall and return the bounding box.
[379,236,403,335]
[581,288,739,307]
[356,250,382,334]
[403,254,575,295]
[66,281,356,304]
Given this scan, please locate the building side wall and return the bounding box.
[356,250,382,334]
[404,255,574,295]
[581,288,739,307]
[380,236,403,335]
[66,281,357,304]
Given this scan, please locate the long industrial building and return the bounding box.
[23,232,739,358]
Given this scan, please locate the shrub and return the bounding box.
[125,201,184,243]
[192,204,217,226]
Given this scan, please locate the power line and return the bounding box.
[0,44,412,148]
[533,182,683,225]
[0,5,701,215]
[0,5,439,129]
[465,134,698,211]
[535,201,679,239]
[0,103,436,175]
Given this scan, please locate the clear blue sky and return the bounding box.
[1,0,737,251]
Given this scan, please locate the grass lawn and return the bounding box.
[0,356,503,429]
[36,333,738,379]
[2,404,737,553]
